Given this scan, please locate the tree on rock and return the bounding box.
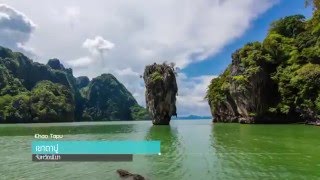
[30,81,75,122]
[143,63,178,125]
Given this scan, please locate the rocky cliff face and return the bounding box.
[81,73,144,121]
[0,46,148,123]
[0,48,76,122]
[143,63,178,125]
[76,76,90,89]
[207,14,320,124]
[208,47,283,123]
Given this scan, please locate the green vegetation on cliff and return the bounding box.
[143,63,178,125]
[0,81,74,123]
[207,3,320,123]
[0,47,149,123]
[81,73,149,121]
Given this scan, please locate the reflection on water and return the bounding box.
[0,124,137,136]
[211,124,320,179]
[0,121,319,180]
[144,125,184,179]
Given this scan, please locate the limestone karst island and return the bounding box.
[143,63,178,125]
[0,1,320,180]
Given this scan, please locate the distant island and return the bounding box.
[172,115,212,120]
[0,47,150,123]
[206,6,320,125]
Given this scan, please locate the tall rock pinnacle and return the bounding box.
[143,63,178,125]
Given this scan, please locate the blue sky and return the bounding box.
[182,0,313,77]
[0,0,314,116]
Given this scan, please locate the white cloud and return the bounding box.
[17,42,36,56]
[177,73,217,116]
[65,7,80,21]
[64,6,80,27]
[0,12,9,19]
[0,4,36,56]
[113,67,145,105]
[66,56,93,68]
[82,36,115,55]
[0,0,277,115]
[115,67,139,76]
[67,36,115,69]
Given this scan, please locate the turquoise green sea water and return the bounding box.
[0,120,319,180]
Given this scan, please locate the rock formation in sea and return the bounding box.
[143,63,178,125]
[206,13,320,124]
[116,169,145,180]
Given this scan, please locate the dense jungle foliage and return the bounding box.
[207,2,320,123]
[0,47,149,123]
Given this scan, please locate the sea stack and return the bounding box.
[143,63,178,125]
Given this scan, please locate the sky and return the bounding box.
[0,0,312,116]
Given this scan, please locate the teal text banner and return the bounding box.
[32,141,161,155]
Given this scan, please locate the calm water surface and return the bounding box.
[0,120,319,180]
